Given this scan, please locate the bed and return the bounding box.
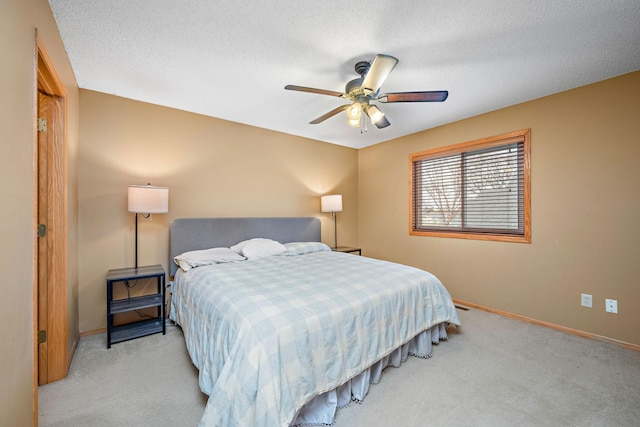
[168,217,460,427]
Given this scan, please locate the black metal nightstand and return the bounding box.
[106,265,166,348]
[333,246,362,255]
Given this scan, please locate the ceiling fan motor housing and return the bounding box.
[346,60,374,97]
[345,77,365,97]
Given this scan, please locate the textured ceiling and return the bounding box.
[48,0,640,149]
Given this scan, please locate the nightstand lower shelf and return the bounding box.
[110,294,163,314]
[110,318,164,345]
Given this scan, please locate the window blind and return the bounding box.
[410,130,530,242]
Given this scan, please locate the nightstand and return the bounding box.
[333,246,362,255]
[106,264,166,348]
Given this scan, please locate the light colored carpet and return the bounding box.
[38,325,206,426]
[39,308,640,426]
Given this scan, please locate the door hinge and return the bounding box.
[38,330,47,344]
[38,223,47,237]
[38,118,47,132]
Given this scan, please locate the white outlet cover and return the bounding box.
[581,293,593,308]
[605,299,618,313]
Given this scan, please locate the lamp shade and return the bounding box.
[321,194,343,213]
[128,185,169,214]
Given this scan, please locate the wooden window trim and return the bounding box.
[409,129,531,243]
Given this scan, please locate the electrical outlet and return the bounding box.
[605,299,618,314]
[581,293,592,308]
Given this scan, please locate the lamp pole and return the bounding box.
[134,212,139,269]
[332,211,338,249]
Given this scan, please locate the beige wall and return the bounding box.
[78,90,359,332]
[359,71,640,346]
[0,0,79,425]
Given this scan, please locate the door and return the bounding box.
[37,92,50,384]
[35,38,68,386]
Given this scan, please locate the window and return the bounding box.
[410,129,530,243]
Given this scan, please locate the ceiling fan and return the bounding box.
[285,54,448,131]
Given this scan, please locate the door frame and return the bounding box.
[33,30,68,420]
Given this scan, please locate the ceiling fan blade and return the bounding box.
[309,104,349,124]
[361,54,398,95]
[285,85,347,98]
[374,115,391,129]
[377,90,449,103]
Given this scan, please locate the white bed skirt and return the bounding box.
[292,322,450,426]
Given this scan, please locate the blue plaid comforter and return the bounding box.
[170,250,459,427]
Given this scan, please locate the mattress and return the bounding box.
[170,246,459,426]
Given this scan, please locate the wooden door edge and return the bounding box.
[34,29,70,424]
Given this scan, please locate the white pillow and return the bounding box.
[283,241,331,256]
[233,238,286,259]
[173,247,246,271]
[230,238,275,254]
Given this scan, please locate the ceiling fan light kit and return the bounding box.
[365,105,384,124]
[347,117,361,128]
[285,54,448,132]
[346,102,362,122]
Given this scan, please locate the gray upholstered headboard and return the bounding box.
[169,217,321,276]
